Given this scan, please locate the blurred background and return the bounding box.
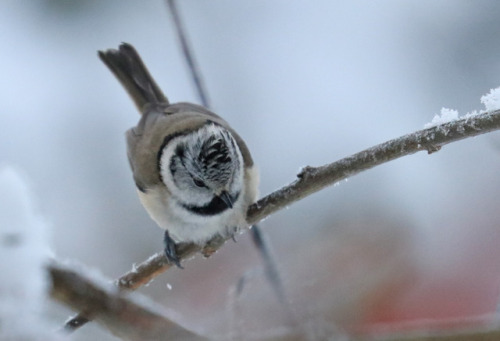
[2,1,500,339]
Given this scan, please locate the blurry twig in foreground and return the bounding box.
[51,258,500,340]
[65,108,500,331]
[49,262,207,341]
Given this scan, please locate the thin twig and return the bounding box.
[65,109,500,331]
[166,0,211,108]
[49,262,207,340]
[247,110,500,223]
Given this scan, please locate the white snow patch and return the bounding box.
[0,166,67,340]
[424,86,500,128]
[481,87,500,111]
[425,108,459,128]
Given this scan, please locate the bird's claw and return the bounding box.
[164,231,183,269]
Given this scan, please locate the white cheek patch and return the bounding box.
[159,145,174,184]
[159,137,186,197]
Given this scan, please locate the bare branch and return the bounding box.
[65,109,500,331]
[247,109,500,223]
[49,262,207,340]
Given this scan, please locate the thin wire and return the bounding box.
[249,225,289,306]
[166,0,211,108]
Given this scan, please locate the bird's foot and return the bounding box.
[164,231,183,269]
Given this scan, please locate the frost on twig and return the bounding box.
[247,107,500,224]
[425,108,459,128]
[481,87,500,111]
[424,86,500,129]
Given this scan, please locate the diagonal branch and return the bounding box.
[49,262,208,340]
[247,109,500,223]
[65,109,500,330]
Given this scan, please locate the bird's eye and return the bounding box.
[193,178,206,188]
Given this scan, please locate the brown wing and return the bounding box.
[99,44,254,190]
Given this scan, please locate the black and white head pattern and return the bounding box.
[159,122,243,216]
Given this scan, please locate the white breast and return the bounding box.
[138,165,259,245]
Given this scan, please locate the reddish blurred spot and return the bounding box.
[360,234,500,334]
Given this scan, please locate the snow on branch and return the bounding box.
[65,108,500,331]
[247,108,500,223]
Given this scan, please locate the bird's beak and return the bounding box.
[219,191,233,209]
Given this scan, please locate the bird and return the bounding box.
[98,43,259,268]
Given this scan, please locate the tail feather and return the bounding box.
[98,43,168,113]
